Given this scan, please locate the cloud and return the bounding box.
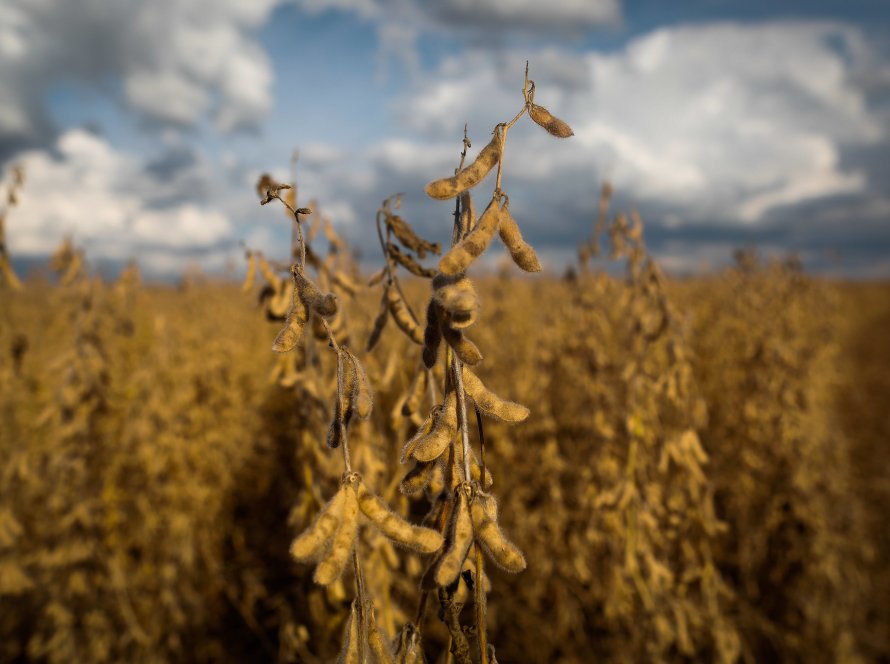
[294,0,621,33]
[389,22,887,226]
[0,0,279,153]
[6,129,235,275]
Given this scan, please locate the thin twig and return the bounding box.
[322,318,351,472]
[475,545,489,664]
[452,358,472,483]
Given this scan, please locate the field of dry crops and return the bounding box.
[1,245,888,663]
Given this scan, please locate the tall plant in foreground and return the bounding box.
[363,64,573,663]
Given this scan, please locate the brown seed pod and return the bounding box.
[256,253,282,289]
[367,267,386,287]
[462,367,529,423]
[272,275,309,353]
[400,408,434,463]
[328,308,351,347]
[356,481,444,553]
[327,352,355,449]
[498,202,542,272]
[401,366,428,418]
[425,125,503,200]
[394,624,425,664]
[336,599,360,664]
[432,274,480,330]
[315,483,359,585]
[404,391,458,463]
[386,287,424,344]
[438,196,501,275]
[399,461,437,496]
[266,280,292,320]
[294,266,338,319]
[343,348,373,420]
[422,300,442,369]
[441,324,483,366]
[459,545,492,593]
[289,486,346,561]
[387,242,436,278]
[470,493,526,573]
[332,270,360,296]
[385,212,440,258]
[322,217,346,254]
[366,604,396,664]
[528,100,574,138]
[366,290,390,352]
[241,252,256,293]
[432,485,474,587]
[426,460,447,499]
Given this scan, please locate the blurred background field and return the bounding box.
[1,252,888,662]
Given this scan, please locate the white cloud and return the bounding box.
[6,129,234,274]
[390,22,886,226]
[0,0,279,146]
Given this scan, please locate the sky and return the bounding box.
[1,0,889,279]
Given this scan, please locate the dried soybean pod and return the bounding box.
[400,409,435,463]
[340,349,357,417]
[388,242,436,278]
[438,196,501,275]
[441,325,483,366]
[315,483,360,585]
[425,125,503,200]
[422,300,442,369]
[386,287,424,345]
[409,391,458,463]
[399,461,436,495]
[336,600,360,664]
[341,348,372,420]
[366,290,390,352]
[332,270,360,295]
[528,103,574,138]
[323,217,346,253]
[460,545,492,592]
[432,274,479,329]
[366,605,395,664]
[290,486,346,561]
[294,266,338,318]
[356,481,444,553]
[241,252,256,292]
[257,252,282,289]
[462,366,529,423]
[267,280,293,320]
[367,267,386,287]
[386,213,440,258]
[401,367,428,418]
[471,494,526,573]
[327,353,354,448]
[433,486,474,587]
[527,84,574,138]
[498,202,542,272]
[394,624,425,664]
[273,274,309,353]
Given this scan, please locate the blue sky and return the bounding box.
[2,0,889,278]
